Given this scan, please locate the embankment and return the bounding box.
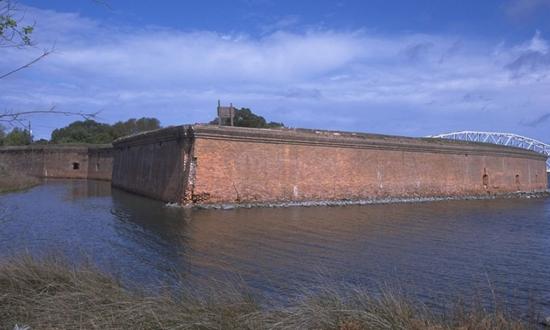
[0,145,113,181]
[112,125,549,205]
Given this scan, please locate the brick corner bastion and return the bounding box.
[111,125,549,206]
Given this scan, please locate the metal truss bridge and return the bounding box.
[428,131,550,171]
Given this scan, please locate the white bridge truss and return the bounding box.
[429,131,550,171]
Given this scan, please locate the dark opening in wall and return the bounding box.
[96,162,100,171]
[482,174,489,189]
[515,174,520,187]
[72,162,80,170]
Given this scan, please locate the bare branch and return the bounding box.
[0,48,51,80]
[0,105,99,128]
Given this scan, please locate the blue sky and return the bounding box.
[2,0,550,141]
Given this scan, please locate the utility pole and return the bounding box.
[230,103,234,126]
[217,100,221,126]
[28,120,33,143]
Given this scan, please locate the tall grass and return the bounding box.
[0,256,535,329]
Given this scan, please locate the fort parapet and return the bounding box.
[112,125,549,205]
[0,145,113,180]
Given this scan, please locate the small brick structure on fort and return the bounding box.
[111,125,548,206]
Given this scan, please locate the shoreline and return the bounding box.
[0,255,538,329]
[180,190,550,210]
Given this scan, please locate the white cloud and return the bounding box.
[1,5,550,142]
[502,31,550,79]
[44,30,364,86]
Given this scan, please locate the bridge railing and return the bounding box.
[428,131,550,172]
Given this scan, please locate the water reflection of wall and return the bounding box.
[110,188,190,242]
[123,198,550,308]
[2,180,548,313]
[109,188,193,282]
[62,179,112,200]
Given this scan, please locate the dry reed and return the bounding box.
[0,256,536,330]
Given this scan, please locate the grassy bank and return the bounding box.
[0,167,41,194]
[0,256,534,330]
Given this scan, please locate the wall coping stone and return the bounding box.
[0,144,112,153]
[192,125,547,160]
[113,125,191,147]
[110,124,547,160]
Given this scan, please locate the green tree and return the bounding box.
[51,120,115,144]
[0,0,51,81]
[32,138,49,145]
[210,107,284,128]
[4,127,31,145]
[0,0,34,48]
[0,125,5,145]
[112,117,161,138]
[50,117,162,144]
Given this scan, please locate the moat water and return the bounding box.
[0,180,549,316]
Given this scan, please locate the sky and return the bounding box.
[1,0,550,141]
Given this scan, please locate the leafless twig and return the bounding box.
[0,48,52,80]
[0,105,99,128]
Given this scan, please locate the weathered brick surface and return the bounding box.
[192,140,546,204]
[191,126,548,204]
[111,125,549,205]
[42,148,89,179]
[87,148,114,180]
[0,147,45,177]
[0,145,112,180]
[111,126,192,203]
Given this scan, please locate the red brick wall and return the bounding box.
[190,127,548,205]
[43,149,89,179]
[0,146,113,180]
[88,148,114,181]
[0,148,45,177]
[110,125,548,205]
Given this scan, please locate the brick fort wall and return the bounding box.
[0,145,113,180]
[112,125,548,205]
[111,126,192,202]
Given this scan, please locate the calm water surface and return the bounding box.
[0,180,549,314]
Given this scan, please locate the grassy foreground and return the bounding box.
[0,256,534,330]
[0,167,41,194]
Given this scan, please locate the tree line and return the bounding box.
[0,117,161,146]
[0,108,285,146]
